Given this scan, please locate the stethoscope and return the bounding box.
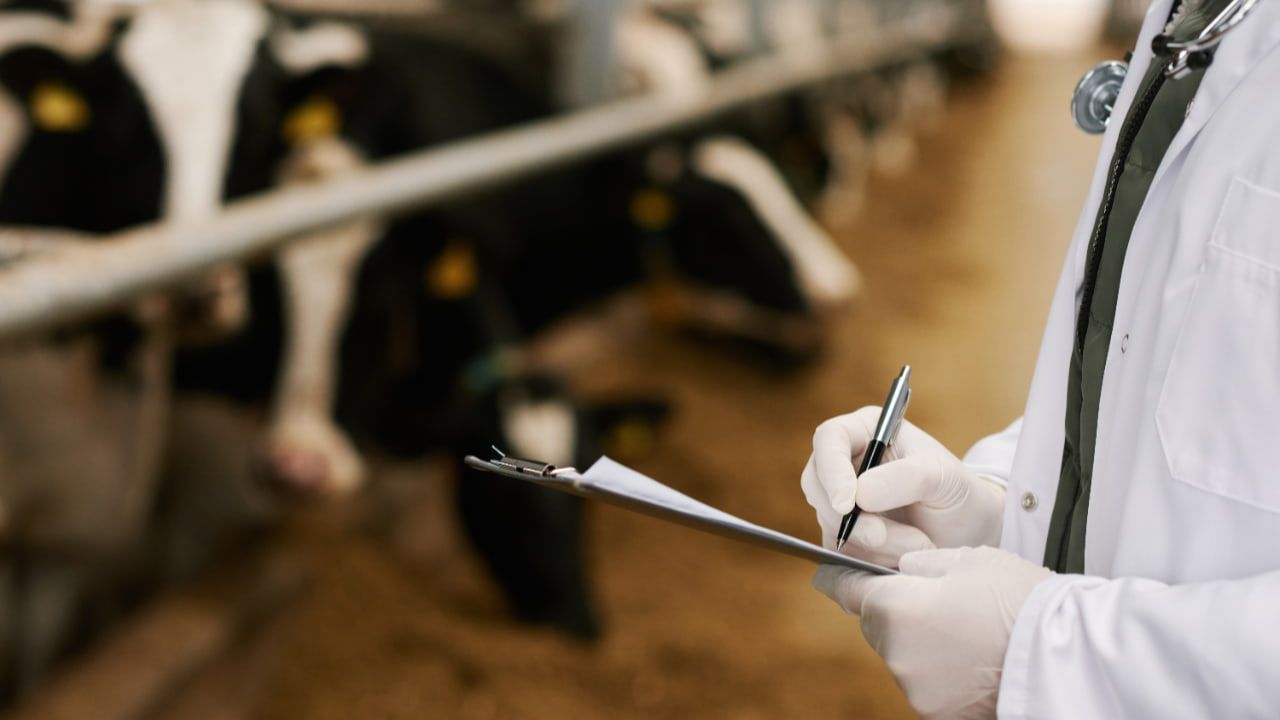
[1071,0,1263,134]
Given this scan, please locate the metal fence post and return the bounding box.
[0,7,970,338]
[748,0,770,53]
[559,0,627,106]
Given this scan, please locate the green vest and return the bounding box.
[1043,0,1229,573]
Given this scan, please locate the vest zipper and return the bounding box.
[1051,66,1169,573]
[1074,70,1168,352]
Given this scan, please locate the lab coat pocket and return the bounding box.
[1157,177,1280,511]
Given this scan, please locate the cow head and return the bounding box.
[624,135,860,363]
[0,1,372,339]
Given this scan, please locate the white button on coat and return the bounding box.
[956,2,1280,715]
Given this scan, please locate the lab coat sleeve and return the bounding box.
[961,417,1023,487]
[998,570,1280,719]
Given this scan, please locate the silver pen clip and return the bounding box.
[873,366,912,447]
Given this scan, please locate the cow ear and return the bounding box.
[0,48,91,133]
[269,19,369,147]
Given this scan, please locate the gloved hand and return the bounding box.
[814,547,1053,719]
[800,407,1005,567]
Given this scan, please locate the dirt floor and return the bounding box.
[250,49,1108,720]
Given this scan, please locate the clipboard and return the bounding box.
[464,451,896,576]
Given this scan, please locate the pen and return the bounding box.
[834,365,912,552]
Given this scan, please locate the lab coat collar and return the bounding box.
[1149,0,1280,194]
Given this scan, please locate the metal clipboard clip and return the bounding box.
[487,447,579,478]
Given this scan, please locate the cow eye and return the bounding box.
[29,80,90,133]
[629,187,675,231]
[425,240,479,299]
[282,94,341,145]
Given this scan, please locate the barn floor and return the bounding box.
[247,49,1106,720]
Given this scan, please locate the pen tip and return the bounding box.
[834,539,844,552]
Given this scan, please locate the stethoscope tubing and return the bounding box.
[1162,0,1260,55]
[1159,0,1262,78]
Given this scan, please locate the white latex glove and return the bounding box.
[814,547,1053,719]
[800,407,1005,567]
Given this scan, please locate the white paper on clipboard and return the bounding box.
[582,457,747,524]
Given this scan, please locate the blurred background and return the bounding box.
[0,0,1140,717]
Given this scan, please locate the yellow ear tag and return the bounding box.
[629,187,675,232]
[426,241,479,299]
[282,95,341,145]
[605,419,656,462]
[30,81,90,133]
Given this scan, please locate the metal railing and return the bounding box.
[0,7,971,340]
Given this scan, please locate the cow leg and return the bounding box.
[815,107,872,231]
[268,139,380,495]
[9,559,83,697]
[457,467,598,638]
[0,563,16,701]
[153,394,276,584]
[456,384,599,638]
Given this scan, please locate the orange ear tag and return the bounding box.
[629,187,675,232]
[425,241,479,299]
[605,419,656,461]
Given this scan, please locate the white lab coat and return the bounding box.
[959,1,1280,716]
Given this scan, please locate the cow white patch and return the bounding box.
[502,398,577,469]
[688,0,752,58]
[269,20,369,74]
[118,0,269,222]
[0,12,113,58]
[770,0,825,46]
[615,8,709,101]
[691,136,859,305]
[272,137,379,494]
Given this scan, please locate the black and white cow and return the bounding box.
[252,18,859,450]
[162,14,857,632]
[0,0,620,645]
[631,0,956,227]
[0,0,349,693]
[0,0,859,652]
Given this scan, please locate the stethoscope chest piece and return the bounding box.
[1072,60,1129,135]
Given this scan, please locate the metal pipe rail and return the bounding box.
[0,9,968,339]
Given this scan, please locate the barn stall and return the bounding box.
[0,1,1003,717]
